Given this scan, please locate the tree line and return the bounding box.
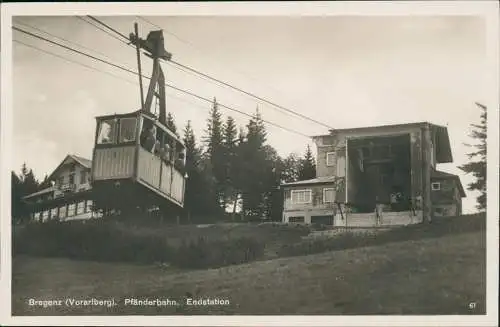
[11,98,317,223]
[12,100,487,223]
[175,98,317,221]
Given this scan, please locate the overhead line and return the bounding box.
[137,14,308,110]
[168,60,334,130]
[87,15,130,41]
[13,39,137,87]
[13,26,139,74]
[93,16,334,130]
[14,19,113,60]
[12,25,311,139]
[76,16,130,46]
[136,16,192,46]
[14,38,220,116]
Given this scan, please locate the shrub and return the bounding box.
[12,219,172,263]
[278,231,375,257]
[13,219,265,270]
[310,223,329,231]
[171,236,265,269]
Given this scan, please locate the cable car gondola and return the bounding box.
[90,25,186,217]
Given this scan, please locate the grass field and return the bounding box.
[12,216,486,315]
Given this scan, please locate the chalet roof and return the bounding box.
[71,155,92,169]
[47,154,92,182]
[281,176,337,187]
[312,122,453,164]
[431,170,466,198]
[22,186,55,200]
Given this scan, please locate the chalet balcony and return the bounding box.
[59,183,76,192]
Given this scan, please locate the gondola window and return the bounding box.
[119,117,137,143]
[97,119,117,144]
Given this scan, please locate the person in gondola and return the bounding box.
[158,142,171,162]
[176,150,185,168]
[142,125,159,153]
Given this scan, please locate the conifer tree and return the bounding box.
[240,107,270,219]
[166,112,180,138]
[298,144,316,181]
[459,102,487,211]
[203,98,225,210]
[183,120,218,218]
[222,116,238,209]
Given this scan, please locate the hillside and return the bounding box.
[12,215,486,315]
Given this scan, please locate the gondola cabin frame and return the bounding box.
[91,111,186,212]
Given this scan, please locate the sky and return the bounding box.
[12,15,488,213]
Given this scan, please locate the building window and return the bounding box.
[42,210,49,222]
[326,152,336,166]
[77,201,85,215]
[51,207,58,219]
[289,216,304,223]
[430,141,435,168]
[291,189,312,204]
[323,188,335,203]
[336,156,346,177]
[68,203,76,217]
[58,176,64,187]
[69,174,75,185]
[431,182,441,191]
[311,215,333,225]
[80,171,86,184]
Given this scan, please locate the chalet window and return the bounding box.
[431,182,441,191]
[289,216,304,223]
[323,188,335,203]
[119,117,137,143]
[69,174,74,185]
[77,201,85,215]
[326,152,336,166]
[97,119,118,144]
[59,205,67,218]
[291,189,312,204]
[58,176,64,186]
[86,200,94,213]
[80,171,86,184]
[68,203,76,217]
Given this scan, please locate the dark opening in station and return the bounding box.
[347,134,412,213]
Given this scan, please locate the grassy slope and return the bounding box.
[12,224,486,315]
